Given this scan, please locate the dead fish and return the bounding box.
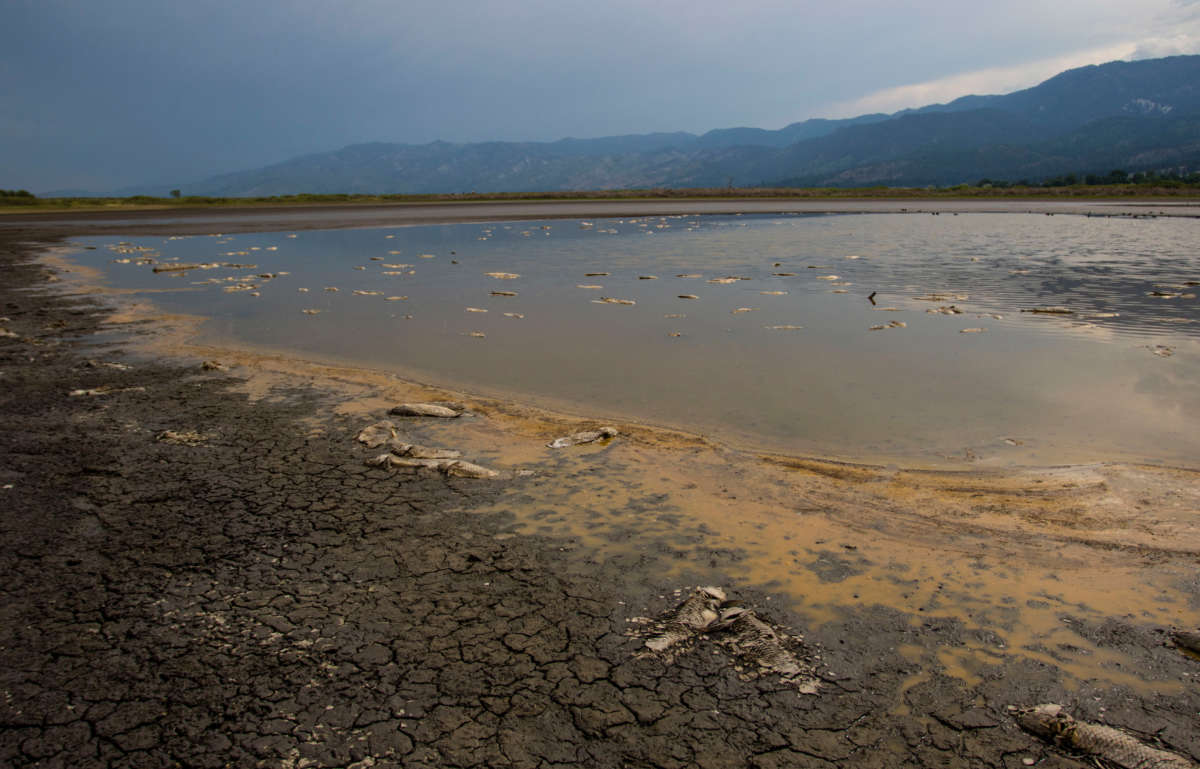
[388,441,463,459]
[845,254,861,260]
[772,272,797,277]
[490,290,518,296]
[915,293,969,302]
[223,283,258,292]
[297,287,309,293]
[201,360,227,371]
[465,332,486,338]
[156,430,209,446]
[765,325,803,330]
[676,273,702,279]
[1024,306,1074,314]
[638,275,658,280]
[1089,312,1120,318]
[385,296,407,301]
[324,286,339,292]
[353,290,383,296]
[668,332,682,337]
[1171,628,1200,655]
[503,312,524,319]
[83,360,131,371]
[708,277,739,284]
[678,294,699,300]
[547,426,618,448]
[465,307,488,313]
[731,308,758,314]
[584,272,609,276]
[419,254,436,259]
[816,275,839,280]
[927,305,964,315]
[960,327,986,333]
[644,586,727,653]
[664,313,686,319]
[356,421,398,448]
[68,385,146,397]
[711,607,819,693]
[354,266,366,271]
[831,289,848,294]
[1016,704,1195,769]
[370,256,384,261]
[1149,344,1174,357]
[577,284,604,290]
[485,272,520,279]
[595,297,635,305]
[388,403,467,418]
[759,290,788,295]
[152,262,219,272]
[302,309,321,315]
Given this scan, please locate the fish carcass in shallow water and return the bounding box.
[389,402,468,418]
[547,426,618,448]
[644,586,727,652]
[711,606,820,693]
[1016,704,1196,769]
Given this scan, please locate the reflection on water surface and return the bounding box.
[78,213,1200,467]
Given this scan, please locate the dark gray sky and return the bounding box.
[4,0,1197,192]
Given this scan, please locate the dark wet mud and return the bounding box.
[2,215,1199,768]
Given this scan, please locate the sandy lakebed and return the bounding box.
[1,199,1199,768]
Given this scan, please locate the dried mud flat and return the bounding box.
[2,214,1200,769]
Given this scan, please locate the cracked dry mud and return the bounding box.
[2,219,1200,768]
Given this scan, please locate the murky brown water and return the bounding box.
[75,212,1200,468]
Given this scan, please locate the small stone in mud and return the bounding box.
[201,360,228,371]
[1149,344,1174,357]
[547,426,618,448]
[389,403,467,418]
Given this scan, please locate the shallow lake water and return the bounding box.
[76,212,1200,467]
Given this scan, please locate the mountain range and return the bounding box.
[156,55,1200,196]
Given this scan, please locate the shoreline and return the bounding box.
[3,213,1200,767]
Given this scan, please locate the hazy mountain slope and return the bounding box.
[172,54,1200,196]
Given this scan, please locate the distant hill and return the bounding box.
[154,55,1200,196]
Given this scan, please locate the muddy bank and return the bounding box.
[2,221,1199,768]
[3,197,1199,239]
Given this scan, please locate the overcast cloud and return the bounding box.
[3,0,1197,192]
